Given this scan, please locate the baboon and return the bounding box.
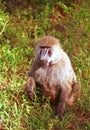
[26,36,80,118]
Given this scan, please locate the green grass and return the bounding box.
[0,1,90,130]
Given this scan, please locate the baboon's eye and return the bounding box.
[48,49,52,57]
[40,49,42,55]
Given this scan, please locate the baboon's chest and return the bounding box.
[35,66,61,86]
[35,67,61,100]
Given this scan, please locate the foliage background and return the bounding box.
[0,0,90,130]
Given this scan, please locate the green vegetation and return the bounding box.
[0,1,90,130]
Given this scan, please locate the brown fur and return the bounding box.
[37,36,59,47]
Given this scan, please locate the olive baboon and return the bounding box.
[26,36,80,118]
